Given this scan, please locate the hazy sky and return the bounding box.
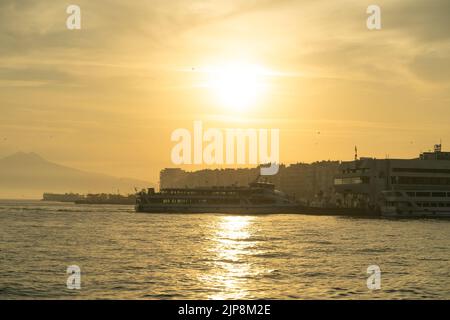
[1,0,449,182]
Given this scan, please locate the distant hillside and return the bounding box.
[0,152,153,199]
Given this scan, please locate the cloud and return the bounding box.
[0,65,71,83]
[385,0,450,43]
[410,51,450,83]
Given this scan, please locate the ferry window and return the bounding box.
[393,168,450,174]
[361,177,370,184]
[406,192,415,197]
[396,176,450,185]
[432,192,446,197]
[334,177,366,185]
[398,177,410,184]
[416,192,430,197]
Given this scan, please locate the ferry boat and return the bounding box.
[381,190,450,218]
[42,192,84,202]
[135,181,299,214]
[334,144,450,218]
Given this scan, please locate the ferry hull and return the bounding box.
[135,204,379,216]
[381,207,450,218]
[135,204,300,214]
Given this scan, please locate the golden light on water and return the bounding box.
[217,215,252,242]
[199,216,259,299]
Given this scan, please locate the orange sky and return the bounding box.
[1,0,449,183]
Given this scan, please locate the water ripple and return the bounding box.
[1,200,450,299]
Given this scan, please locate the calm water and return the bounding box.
[1,200,449,299]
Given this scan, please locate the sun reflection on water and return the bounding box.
[199,216,260,299]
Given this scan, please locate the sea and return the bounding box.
[1,200,449,299]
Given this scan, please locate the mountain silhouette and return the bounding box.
[0,152,152,199]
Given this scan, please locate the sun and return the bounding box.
[206,63,267,112]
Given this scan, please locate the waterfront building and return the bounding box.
[334,144,450,217]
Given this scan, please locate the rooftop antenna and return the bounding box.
[434,140,442,153]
